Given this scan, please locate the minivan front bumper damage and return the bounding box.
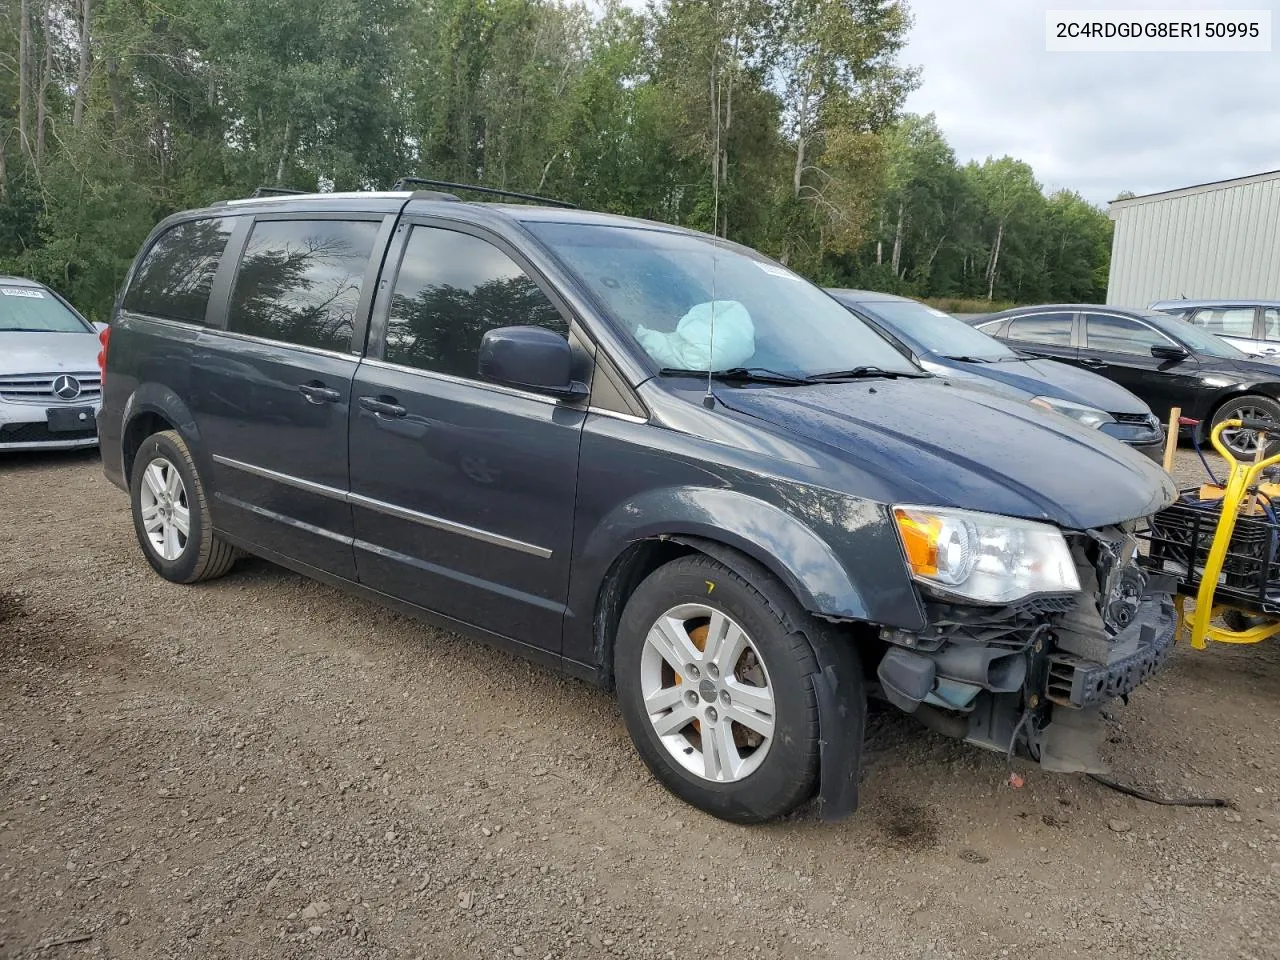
[875,531,1175,771]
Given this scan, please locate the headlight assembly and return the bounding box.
[1029,395,1115,430]
[893,505,1080,604]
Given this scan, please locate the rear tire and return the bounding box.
[129,430,237,584]
[1210,395,1280,460]
[614,554,844,823]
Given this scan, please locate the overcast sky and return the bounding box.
[901,0,1280,205]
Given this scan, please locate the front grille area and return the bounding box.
[1112,412,1154,425]
[0,371,101,404]
[0,422,98,444]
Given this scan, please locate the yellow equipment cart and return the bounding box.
[1143,417,1280,648]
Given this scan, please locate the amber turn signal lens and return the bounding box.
[893,508,941,577]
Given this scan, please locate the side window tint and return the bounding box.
[122,218,233,324]
[1006,313,1073,346]
[1191,307,1255,338]
[1084,314,1173,355]
[227,218,379,352]
[1264,308,1280,342]
[384,226,567,378]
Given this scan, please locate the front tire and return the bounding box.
[129,430,237,583]
[1211,395,1280,460]
[614,554,843,823]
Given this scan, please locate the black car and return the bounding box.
[99,184,1177,824]
[971,304,1280,459]
[827,290,1164,461]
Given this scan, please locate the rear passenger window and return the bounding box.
[227,218,379,352]
[383,226,567,379]
[1264,309,1280,342]
[122,218,232,324]
[1006,313,1073,346]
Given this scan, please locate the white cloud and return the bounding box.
[902,0,1280,203]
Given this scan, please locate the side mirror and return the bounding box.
[478,326,587,398]
[92,321,109,334]
[1151,344,1189,361]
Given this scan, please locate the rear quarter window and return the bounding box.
[122,218,234,324]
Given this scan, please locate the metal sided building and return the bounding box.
[1106,168,1280,307]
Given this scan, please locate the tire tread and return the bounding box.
[132,429,237,584]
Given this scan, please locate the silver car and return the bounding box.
[0,276,105,452]
[1149,298,1280,358]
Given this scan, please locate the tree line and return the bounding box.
[0,0,1114,320]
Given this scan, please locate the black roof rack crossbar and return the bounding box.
[251,186,310,198]
[392,177,576,209]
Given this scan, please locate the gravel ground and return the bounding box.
[2,447,1278,960]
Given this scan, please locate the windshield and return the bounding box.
[0,286,90,333]
[526,222,919,377]
[860,299,1016,361]
[1149,312,1244,359]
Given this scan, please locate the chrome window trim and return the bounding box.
[358,356,565,407]
[212,454,552,559]
[120,310,207,333]
[200,326,362,363]
[587,406,647,424]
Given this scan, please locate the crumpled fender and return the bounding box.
[575,485,921,625]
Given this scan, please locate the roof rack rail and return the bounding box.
[251,186,310,198]
[392,177,576,209]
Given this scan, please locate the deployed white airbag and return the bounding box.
[635,300,755,371]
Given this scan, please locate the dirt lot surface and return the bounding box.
[2,448,1279,960]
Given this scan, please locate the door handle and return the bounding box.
[358,395,407,418]
[299,382,342,404]
[1078,358,1107,369]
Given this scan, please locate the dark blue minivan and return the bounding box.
[100,187,1178,823]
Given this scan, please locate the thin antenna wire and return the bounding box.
[704,52,723,408]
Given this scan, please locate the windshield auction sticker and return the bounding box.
[1047,9,1271,51]
[0,288,46,298]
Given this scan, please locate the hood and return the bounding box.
[715,377,1175,529]
[0,331,100,377]
[938,356,1151,415]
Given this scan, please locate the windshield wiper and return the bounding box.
[659,366,813,386]
[804,366,927,382]
[941,355,993,363]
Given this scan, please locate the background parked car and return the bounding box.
[1149,298,1280,358]
[0,276,105,452]
[971,304,1280,458]
[827,290,1164,462]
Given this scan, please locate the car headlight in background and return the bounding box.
[1029,395,1114,430]
[893,506,1080,604]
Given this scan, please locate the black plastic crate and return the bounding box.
[1143,491,1280,606]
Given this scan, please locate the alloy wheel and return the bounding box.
[639,603,776,782]
[138,457,190,561]
[1219,404,1274,459]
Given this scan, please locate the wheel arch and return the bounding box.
[119,385,205,488]
[1200,386,1280,437]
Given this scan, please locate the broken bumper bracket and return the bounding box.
[1046,597,1176,708]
